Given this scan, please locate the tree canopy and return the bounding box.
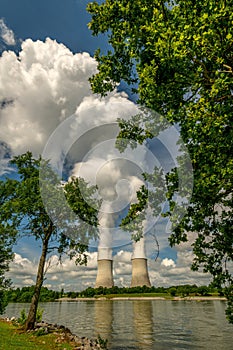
[87,0,233,322]
[0,227,15,314]
[0,152,100,328]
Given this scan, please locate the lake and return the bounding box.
[3,300,233,349]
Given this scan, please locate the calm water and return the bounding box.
[3,300,233,349]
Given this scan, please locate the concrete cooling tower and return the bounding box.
[95,247,114,288]
[95,230,151,288]
[131,238,151,287]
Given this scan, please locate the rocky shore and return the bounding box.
[3,318,107,350]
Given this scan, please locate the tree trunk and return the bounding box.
[25,232,50,330]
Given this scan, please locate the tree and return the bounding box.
[0,227,15,314]
[87,0,233,321]
[169,287,177,297]
[0,152,100,329]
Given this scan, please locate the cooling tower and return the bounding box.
[131,258,151,287]
[95,248,114,288]
[131,238,151,287]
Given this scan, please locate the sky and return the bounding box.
[0,0,212,291]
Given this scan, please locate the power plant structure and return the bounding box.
[95,247,114,288]
[130,258,151,287]
[95,236,151,288]
[131,238,151,287]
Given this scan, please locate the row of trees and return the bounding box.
[2,284,221,302]
[77,284,218,298]
[4,286,60,303]
[3,284,219,302]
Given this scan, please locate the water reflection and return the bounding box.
[94,300,113,344]
[93,300,154,350]
[3,300,232,350]
[133,300,153,349]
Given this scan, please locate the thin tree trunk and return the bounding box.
[25,232,50,330]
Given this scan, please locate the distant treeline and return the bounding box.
[67,284,221,298]
[5,284,223,303]
[5,286,60,303]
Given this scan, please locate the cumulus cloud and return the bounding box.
[7,252,98,291]
[10,253,37,275]
[0,39,143,243]
[0,141,12,175]
[0,38,142,250]
[22,278,35,286]
[114,250,132,278]
[0,38,139,161]
[0,38,99,157]
[148,250,211,287]
[0,19,16,46]
[161,258,176,268]
[7,247,211,291]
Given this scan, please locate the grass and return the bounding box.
[94,292,170,299]
[76,292,225,300]
[0,319,73,350]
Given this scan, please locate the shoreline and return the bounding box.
[56,296,227,301]
[0,318,105,349]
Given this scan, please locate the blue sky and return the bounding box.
[0,0,109,55]
[0,0,211,291]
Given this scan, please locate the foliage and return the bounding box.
[34,327,47,337]
[197,286,211,296]
[87,0,233,321]
[35,307,44,323]
[15,307,44,327]
[96,334,109,349]
[169,287,177,297]
[0,319,73,350]
[78,284,217,298]
[0,291,8,314]
[16,309,27,326]
[0,152,100,329]
[0,223,15,314]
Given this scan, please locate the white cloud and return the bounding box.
[114,250,132,278]
[7,245,212,291]
[22,278,35,286]
[0,38,99,156]
[0,38,138,160]
[10,253,37,275]
[50,275,58,281]
[149,249,211,287]
[161,258,176,268]
[7,252,98,291]
[0,141,12,175]
[0,19,16,46]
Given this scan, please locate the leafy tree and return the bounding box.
[177,285,191,297]
[5,286,60,303]
[197,286,210,297]
[0,227,15,314]
[87,0,233,321]
[169,287,177,297]
[67,291,79,298]
[0,152,100,329]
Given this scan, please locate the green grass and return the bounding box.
[0,320,73,350]
[94,292,171,299]
[78,292,225,300]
